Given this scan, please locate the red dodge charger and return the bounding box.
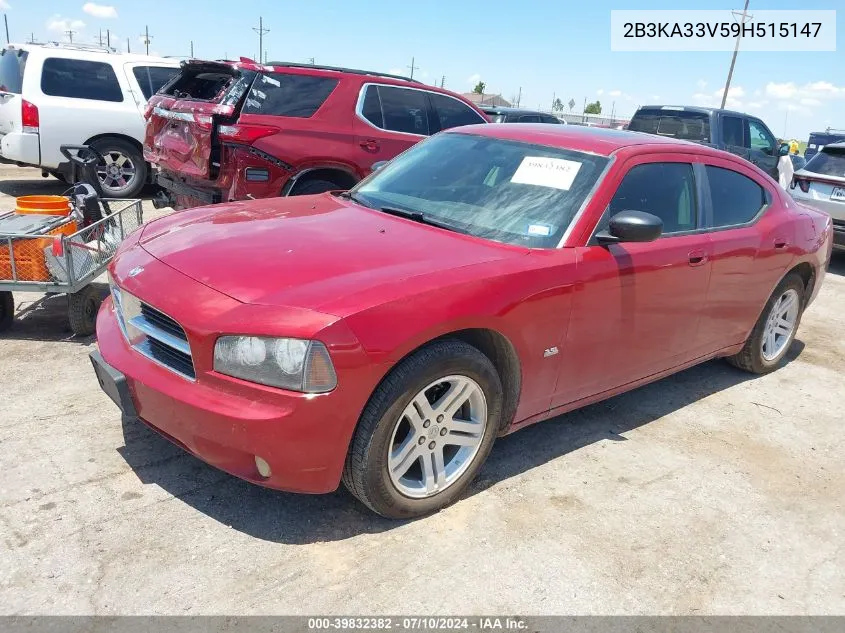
[91,125,833,518]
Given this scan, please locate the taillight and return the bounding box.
[793,177,811,193]
[217,124,279,143]
[21,99,39,132]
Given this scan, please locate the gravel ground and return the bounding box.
[1,164,843,615]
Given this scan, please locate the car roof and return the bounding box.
[633,105,752,118]
[821,141,845,150]
[6,42,177,65]
[449,123,707,156]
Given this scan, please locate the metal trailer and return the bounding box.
[0,198,143,335]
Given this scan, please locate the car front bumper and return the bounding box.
[93,294,371,494]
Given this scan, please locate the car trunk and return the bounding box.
[143,61,255,180]
[0,47,29,136]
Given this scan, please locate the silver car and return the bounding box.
[790,142,845,251]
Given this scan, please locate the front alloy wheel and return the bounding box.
[343,340,503,518]
[387,375,487,498]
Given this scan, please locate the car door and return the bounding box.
[695,157,794,353]
[353,84,429,171]
[747,117,780,180]
[721,113,749,161]
[553,156,713,407]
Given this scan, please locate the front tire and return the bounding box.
[726,273,804,374]
[90,138,148,199]
[343,340,503,518]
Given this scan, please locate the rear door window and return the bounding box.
[519,114,542,123]
[132,66,179,100]
[804,148,845,177]
[628,109,710,142]
[722,115,746,147]
[428,92,485,131]
[705,165,767,227]
[41,58,123,102]
[0,48,27,93]
[242,72,338,117]
[378,86,430,135]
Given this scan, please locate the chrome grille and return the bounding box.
[112,284,196,380]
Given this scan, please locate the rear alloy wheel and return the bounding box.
[343,340,502,518]
[727,273,804,374]
[91,138,148,199]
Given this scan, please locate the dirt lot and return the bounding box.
[1,163,843,615]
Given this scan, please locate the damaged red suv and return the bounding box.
[144,59,488,208]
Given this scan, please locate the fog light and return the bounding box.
[255,456,272,478]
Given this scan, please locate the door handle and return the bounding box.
[359,139,379,151]
[688,250,708,266]
[774,239,789,249]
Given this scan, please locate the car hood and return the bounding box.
[139,194,523,313]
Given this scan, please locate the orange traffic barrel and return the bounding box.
[15,195,72,216]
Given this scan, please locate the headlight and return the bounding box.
[213,336,337,393]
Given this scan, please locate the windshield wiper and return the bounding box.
[337,190,371,207]
[377,206,468,235]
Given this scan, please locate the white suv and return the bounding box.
[0,42,179,197]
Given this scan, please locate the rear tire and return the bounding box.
[343,339,502,518]
[0,291,14,332]
[68,286,103,336]
[726,273,805,374]
[290,179,341,196]
[90,138,148,199]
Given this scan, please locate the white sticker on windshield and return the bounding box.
[511,156,582,190]
[527,224,552,236]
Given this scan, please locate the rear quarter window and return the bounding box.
[629,109,711,142]
[132,66,179,100]
[428,92,485,130]
[41,58,123,102]
[706,165,767,228]
[0,48,27,94]
[242,72,338,117]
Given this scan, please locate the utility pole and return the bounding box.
[308,57,315,65]
[611,101,616,123]
[253,17,269,65]
[516,86,522,107]
[407,56,419,80]
[440,75,445,88]
[127,37,130,53]
[28,33,36,44]
[551,92,556,112]
[98,29,103,46]
[140,25,152,55]
[190,40,194,57]
[721,0,751,109]
[64,29,76,43]
[4,14,9,45]
[107,29,110,49]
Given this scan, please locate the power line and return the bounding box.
[721,0,751,109]
[407,56,419,80]
[140,25,152,55]
[252,16,269,65]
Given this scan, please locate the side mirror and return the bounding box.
[778,143,790,156]
[596,210,663,244]
[372,161,389,172]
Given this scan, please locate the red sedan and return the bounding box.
[91,125,833,518]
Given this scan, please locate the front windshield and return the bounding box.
[353,132,609,248]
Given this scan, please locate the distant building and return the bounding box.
[461,93,512,107]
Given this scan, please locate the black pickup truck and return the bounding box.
[628,105,787,180]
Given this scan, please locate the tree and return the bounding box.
[584,100,602,114]
[472,81,486,95]
[552,98,564,112]
[568,98,576,112]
